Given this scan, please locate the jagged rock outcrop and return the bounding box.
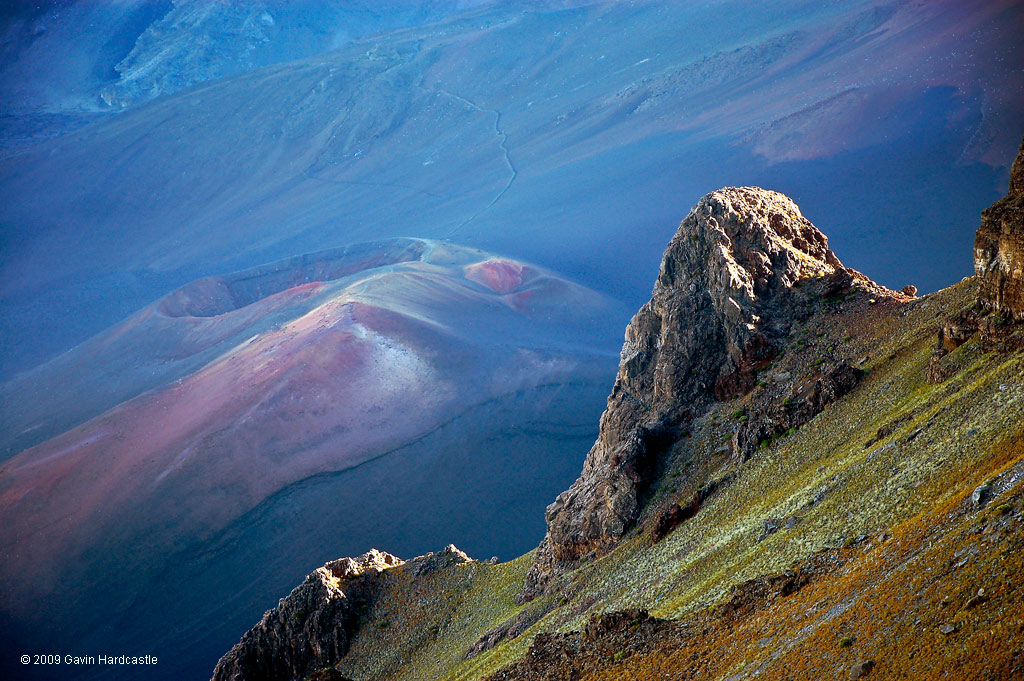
[929,139,1024,382]
[411,543,473,576]
[731,360,862,460]
[522,187,872,599]
[211,549,401,681]
[975,136,1024,319]
[212,546,471,681]
[465,608,549,660]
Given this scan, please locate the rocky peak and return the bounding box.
[323,548,403,581]
[633,188,850,406]
[211,559,364,681]
[411,543,473,576]
[522,187,878,599]
[211,546,470,681]
[975,136,1024,319]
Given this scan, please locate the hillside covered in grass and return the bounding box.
[214,140,1024,681]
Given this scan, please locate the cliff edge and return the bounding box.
[976,136,1024,319]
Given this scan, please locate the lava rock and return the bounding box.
[975,137,1024,319]
[210,551,391,681]
[972,483,993,508]
[849,660,875,678]
[212,546,472,681]
[759,517,781,541]
[522,187,879,599]
[412,544,472,577]
[650,495,701,542]
[465,608,547,659]
[732,361,863,460]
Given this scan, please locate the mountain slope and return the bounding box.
[3,0,1021,377]
[215,140,1024,681]
[0,0,490,142]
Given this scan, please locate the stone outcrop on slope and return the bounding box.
[522,187,887,599]
[975,136,1024,319]
[212,547,471,681]
[730,359,862,461]
[927,137,1024,381]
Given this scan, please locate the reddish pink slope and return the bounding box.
[0,239,621,624]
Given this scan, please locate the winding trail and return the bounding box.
[428,86,518,238]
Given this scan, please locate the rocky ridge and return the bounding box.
[522,187,892,598]
[212,547,469,681]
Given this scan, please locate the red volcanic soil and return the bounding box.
[157,239,429,318]
[465,259,527,294]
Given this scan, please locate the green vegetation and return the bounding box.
[327,280,1024,681]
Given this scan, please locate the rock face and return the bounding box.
[212,546,472,681]
[522,187,864,598]
[930,138,1024,382]
[975,137,1024,319]
[211,549,402,681]
[731,360,862,461]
